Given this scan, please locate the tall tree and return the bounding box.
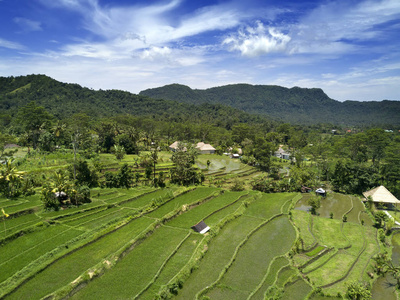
[365,128,389,166]
[16,102,53,149]
[170,143,200,185]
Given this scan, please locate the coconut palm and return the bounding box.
[52,121,67,146]
[0,158,25,198]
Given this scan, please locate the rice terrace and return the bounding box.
[1,147,398,300]
[1,0,400,297]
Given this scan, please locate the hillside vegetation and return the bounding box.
[1,74,399,126]
[0,75,268,126]
[140,83,400,125]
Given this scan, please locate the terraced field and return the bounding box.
[293,193,380,296]
[1,187,381,299]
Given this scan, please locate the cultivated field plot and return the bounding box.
[0,188,381,299]
[292,193,380,297]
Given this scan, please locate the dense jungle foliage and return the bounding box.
[140,83,400,125]
[0,74,399,202]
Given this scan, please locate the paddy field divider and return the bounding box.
[195,212,285,300]
[0,187,192,299]
[156,194,259,299]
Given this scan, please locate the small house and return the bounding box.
[169,141,186,152]
[315,188,326,197]
[363,186,400,209]
[274,147,290,160]
[196,142,216,154]
[191,221,210,234]
[301,186,312,193]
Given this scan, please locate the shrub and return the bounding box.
[104,164,134,188]
[345,281,371,300]
[231,178,245,191]
[374,211,388,228]
[308,196,320,215]
[70,185,91,205]
[69,160,99,187]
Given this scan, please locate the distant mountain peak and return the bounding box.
[139,83,400,125]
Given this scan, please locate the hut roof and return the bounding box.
[363,186,400,204]
[196,142,215,151]
[169,141,180,149]
[169,141,186,151]
[191,221,210,234]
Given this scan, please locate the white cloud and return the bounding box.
[138,46,205,66]
[289,0,400,55]
[41,0,244,46]
[139,46,172,61]
[13,17,42,32]
[223,21,290,57]
[0,38,25,50]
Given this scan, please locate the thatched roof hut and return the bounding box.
[196,142,216,154]
[363,186,400,204]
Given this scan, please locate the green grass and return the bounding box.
[312,217,349,248]
[0,213,41,238]
[0,225,83,283]
[1,194,42,214]
[77,208,133,230]
[56,206,108,223]
[244,193,296,219]
[305,245,325,257]
[62,207,122,227]
[204,197,248,226]
[167,191,247,229]
[0,182,383,299]
[250,256,289,299]
[5,216,156,300]
[346,197,365,223]
[326,226,380,295]
[119,188,177,209]
[176,215,263,300]
[146,187,219,219]
[69,226,189,300]
[280,277,312,300]
[275,266,297,288]
[206,216,296,298]
[302,249,338,273]
[307,250,355,286]
[292,210,315,249]
[139,233,201,300]
[341,222,365,256]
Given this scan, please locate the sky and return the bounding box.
[0,0,400,101]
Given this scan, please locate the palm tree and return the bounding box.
[373,252,389,275]
[51,170,72,204]
[385,261,400,288]
[0,159,25,198]
[52,121,66,147]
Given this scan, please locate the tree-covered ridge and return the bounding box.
[0,75,267,126]
[140,83,400,125]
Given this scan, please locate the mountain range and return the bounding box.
[140,83,400,126]
[0,74,399,126]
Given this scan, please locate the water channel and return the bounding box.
[371,233,400,299]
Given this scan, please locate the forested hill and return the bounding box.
[0,75,268,126]
[140,83,400,125]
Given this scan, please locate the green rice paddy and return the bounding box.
[0,187,382,299]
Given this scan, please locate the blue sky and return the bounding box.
[0,0,399,101]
